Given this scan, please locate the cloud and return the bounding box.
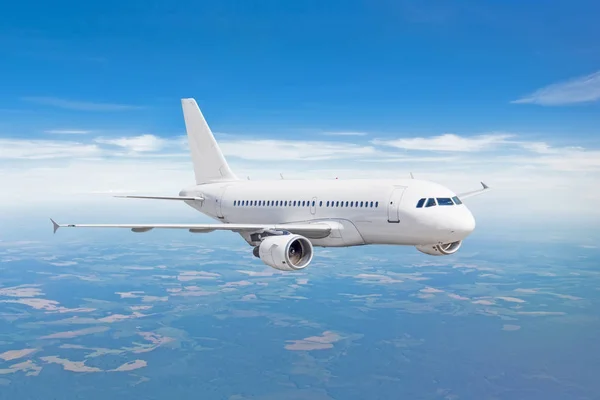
[518,141,558,154]
[0,349,37,361]
[219,139,377,160]
[40,356,102,373]
[0,130,599,224]
[95,134,170,153]
[110,360,147,372]
[0,139,101,159]
[512,70,600,106]
[373,133,513,152]
[22,96,143,111]
[40,326,109,339]
[44,129,91,135]
[285,331,342,351]
[323,131,367,137]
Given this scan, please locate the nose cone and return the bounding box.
[452,208,476,239]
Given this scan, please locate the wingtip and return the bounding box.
[50,218,60,234]
[481,182,489,189]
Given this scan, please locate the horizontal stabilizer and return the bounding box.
[114,195,204,201]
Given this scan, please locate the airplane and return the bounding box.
[51,98,491,271]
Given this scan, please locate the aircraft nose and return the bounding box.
[451,208,476,238]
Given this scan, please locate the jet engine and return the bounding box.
[415,240,462,256]
[254,234,313,271]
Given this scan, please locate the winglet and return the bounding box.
[456,181,492,200]
[50,218,60,234]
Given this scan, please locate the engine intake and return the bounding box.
[415,240,462,256]
[257,234,313,271]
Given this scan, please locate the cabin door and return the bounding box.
[216,186,229,219]
[310,197,318,215]
[387,186,407,223]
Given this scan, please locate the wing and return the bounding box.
[50,219,335,239]
[456,182,491,200]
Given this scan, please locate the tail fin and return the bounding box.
[181,98,238,184]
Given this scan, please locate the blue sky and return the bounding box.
[1,0,600,231]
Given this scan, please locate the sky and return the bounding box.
[1,0,599,236]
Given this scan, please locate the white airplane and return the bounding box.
[51,98,491,271]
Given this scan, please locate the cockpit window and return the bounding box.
[437,198,454,206]
[416,198,426,208]
[425,198,436,207]
[452,196,462,205]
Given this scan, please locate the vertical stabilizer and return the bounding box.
[181,98,238,184]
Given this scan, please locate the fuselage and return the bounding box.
[179,178,476,248]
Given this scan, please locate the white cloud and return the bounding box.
[95,134,169,153]
[219,139,377,161]
[0,139,101,159]
[518,141,558,154]
[373,133,513,152]
[22,96,142,111]
[520,149,600,172]
[323,131,367,137]
[512,70,600,106]
[0,132,599,225]
[44,129,91,135]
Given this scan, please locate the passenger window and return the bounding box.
[452,196,462,205]
[425,198,436,207]
[437,198,453,206]
[312,201,316,206]
[319,201,322,207]
[360,201,364,207]
[375,201,379,208]
[335,201,339,207]
[416,198,425,208]
[370,201,373,207]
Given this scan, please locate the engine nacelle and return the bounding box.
[257,234,313,271]
[416,240,462,256]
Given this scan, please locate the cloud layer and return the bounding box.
[373,133,514,152]
[0,130,599,224]
[512,70,600,106]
